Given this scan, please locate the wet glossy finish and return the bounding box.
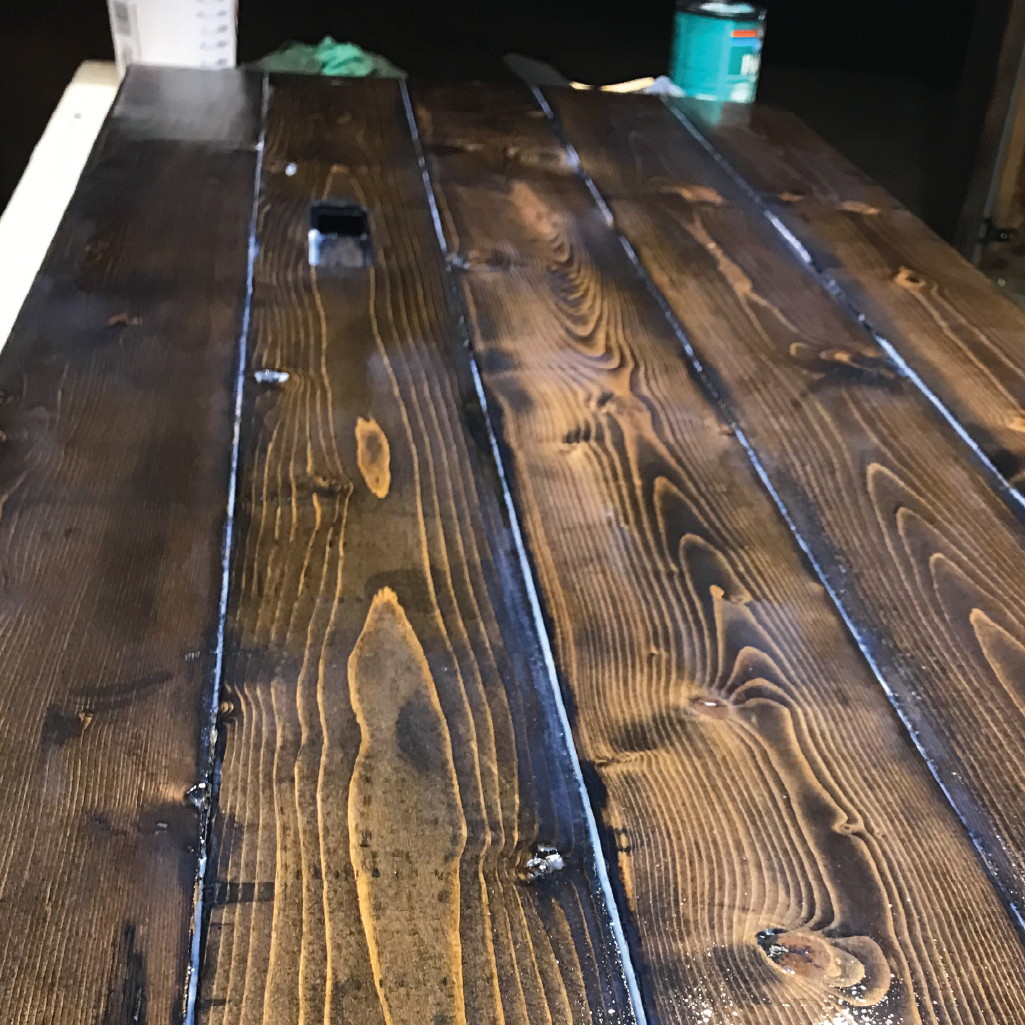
[198,75,635,1025]
[0,66,262,1024]
[675,96,1025,503]
[411,80,1025,1025]
[9,70,1025,1025]
[548,83,1025,948]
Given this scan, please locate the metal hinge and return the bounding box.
[982,218,1018,245]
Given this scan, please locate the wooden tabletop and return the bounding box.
[5,66,1025,1025]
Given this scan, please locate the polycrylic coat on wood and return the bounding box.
[412,80,1025,1025]
[0,66,262,1024]
[199,76,636,1025]
[676,95,1025,499]
[549,83,1025,941]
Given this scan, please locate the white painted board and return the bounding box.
[0,62,121,350]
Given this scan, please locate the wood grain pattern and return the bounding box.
[673,99,901,213]
[0,66,262,1024]
[547,83,1025,931]
[675,95,1025,492]
[348,587,467,1025]
[411,80,1025,1025]
[198,75,635,1025]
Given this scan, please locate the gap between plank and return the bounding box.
[399,78,650,1025]
[183,71,270,1025]
[530,84,1025,939]
[660,98,1025,528]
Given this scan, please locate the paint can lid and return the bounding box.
[676,1,766,20]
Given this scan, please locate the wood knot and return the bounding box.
[107,312,141,328]
[893,267,926,289]
[756,928,890,1006]
[427,140,484,157]
[788,341,898,389]
[839,200,881,215]
[658,183,725,205]
[355,416,391,498]
[308,475,347,499]
[40,705,94,748]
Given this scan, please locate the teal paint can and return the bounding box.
[669,1,766,103]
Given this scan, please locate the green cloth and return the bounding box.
[254,37,405,78]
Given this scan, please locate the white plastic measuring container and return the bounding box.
[106,0,237,74]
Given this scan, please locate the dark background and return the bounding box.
[0,0,1006,238]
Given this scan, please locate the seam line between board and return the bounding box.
[660,96,1025,527]
[183,70,270,1025]
[658,95,1025,934]
[532,84,1025,939]
[399,78,650,1025]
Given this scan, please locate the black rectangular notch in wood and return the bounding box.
[308,201,373,269]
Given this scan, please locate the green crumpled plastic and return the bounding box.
[253,37,405,78]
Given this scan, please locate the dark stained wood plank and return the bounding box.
[411,79,1025,1025]
[676,95,1025,494]
[198,75,636,1025]
[0,66,262,1024]
[547,83,1025,932]
[673,99,901,213]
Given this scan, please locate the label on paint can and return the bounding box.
[670,1,766,103]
